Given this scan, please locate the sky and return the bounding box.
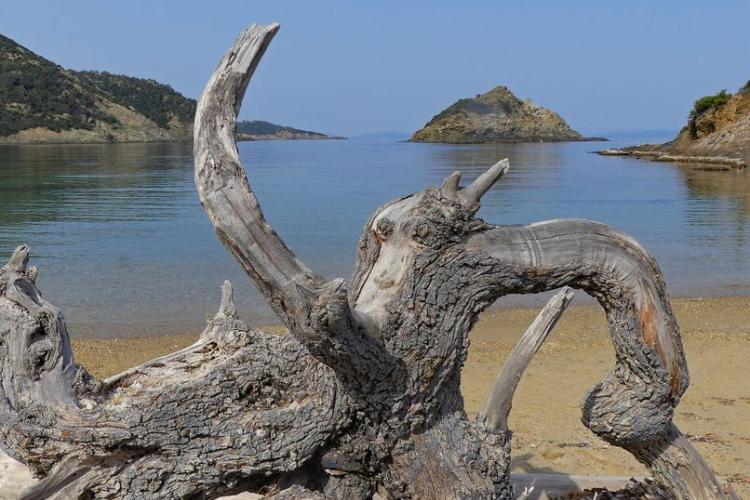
[2,1,748,137]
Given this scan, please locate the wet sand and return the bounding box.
[2,296,748,498]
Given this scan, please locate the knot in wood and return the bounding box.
[376,217,394,239]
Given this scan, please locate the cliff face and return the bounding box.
[0,34,194,144]
[410,86,585,143]
[663,86,750,162]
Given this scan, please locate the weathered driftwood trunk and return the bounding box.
[0,22,738,500]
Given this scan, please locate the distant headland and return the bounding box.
[0,34,337,145]
[236,120,344,141]
[410,85,605,144]
[598,81,750,170]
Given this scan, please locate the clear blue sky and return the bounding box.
[2,1,748,136]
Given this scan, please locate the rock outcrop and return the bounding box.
[599,83,750,169]
[411,85,592,143]
[664,85,750,163]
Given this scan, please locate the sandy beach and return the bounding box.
[2,296,748,498]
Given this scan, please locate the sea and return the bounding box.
[1,136,748,337]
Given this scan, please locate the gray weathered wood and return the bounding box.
[482,287,574,434]
[0,21,738,500]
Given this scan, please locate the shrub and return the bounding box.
[689,90,732,119]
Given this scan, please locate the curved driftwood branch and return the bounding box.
[0,22,738,500]
[462,219,737,498]
[482,287,574,434]
[193,24,393,388]
[193,23,323,325]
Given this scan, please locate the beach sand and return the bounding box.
[2,296,748,498]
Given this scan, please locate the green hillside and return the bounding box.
[0,33,194,142]
[0,33,336,144]
[0,34,116,135]
[77,71,196,129]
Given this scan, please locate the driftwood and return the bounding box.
[0,22,739,499]
[481,287,574,435]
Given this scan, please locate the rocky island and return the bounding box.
[0,34,336,144]
[598,82,750,170]
[410,85,600,143]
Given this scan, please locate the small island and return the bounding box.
[410,85,604,144]
[598,82,750,170]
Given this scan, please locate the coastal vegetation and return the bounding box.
[0,33,335,144]
[599,79,750,168]
[689,90,732,119]
[77,71,196,129]
[0,34,117,136]
[0,33,193,143]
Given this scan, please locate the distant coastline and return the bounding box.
[0,33,339,145]
[235,120,344,142]
[0,123,343,146]
[0,134,345,146]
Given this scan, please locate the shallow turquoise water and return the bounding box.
[1,138,748,337]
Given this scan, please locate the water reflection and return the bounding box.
[679,166,750,293]
[681,167,750,217]
[0,143,192,227]
[0,139,747,337]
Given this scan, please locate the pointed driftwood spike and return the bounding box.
[482,286,574,434]
[216,280,238,319]
[7,245,30,273]
[461,158,510,204]
[27,266,38,283]
[441,170,462,195]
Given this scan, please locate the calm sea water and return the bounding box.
[1,138,748,337]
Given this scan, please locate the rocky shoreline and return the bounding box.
[598,83,750,171]
[597,148,747,170]
[0,130,344,146]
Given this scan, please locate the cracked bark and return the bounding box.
[0,22,737,500]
